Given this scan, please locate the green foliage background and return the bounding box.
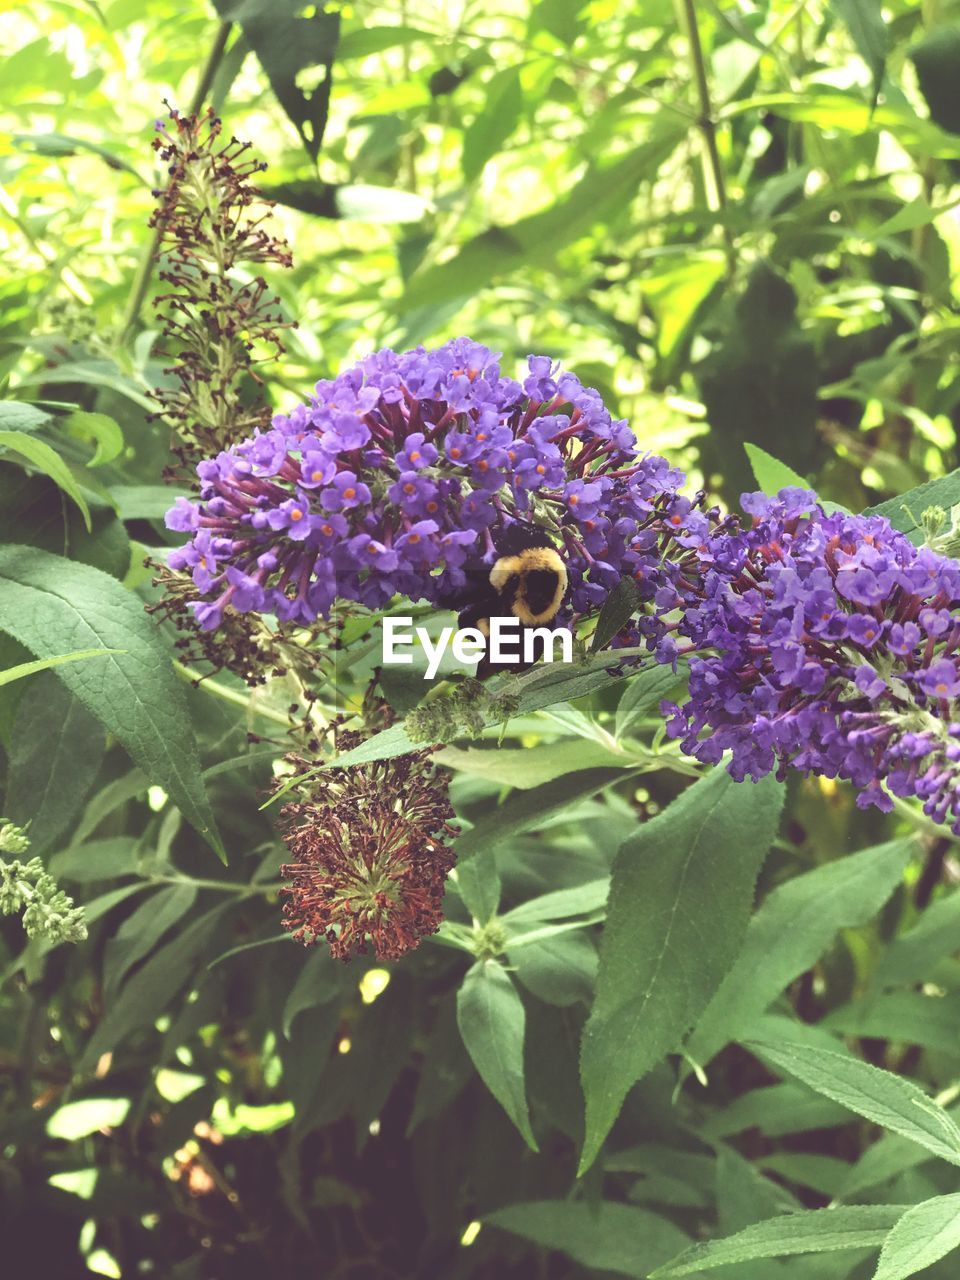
[2,0,960,1277]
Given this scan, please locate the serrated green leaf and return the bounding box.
[685,837,914,1071]
[0,546,223,860]
[579,769,784,1173]
[872,1194,960,1279]
[0,430,91,530]
[457,959,537,1150]
[649,1206,908,1277]
[5,671,105,855]
[456,768,628,862]
[488,1200,689,1278]
[746,1039,960,1166]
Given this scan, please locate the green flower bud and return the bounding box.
[0,822,30,855]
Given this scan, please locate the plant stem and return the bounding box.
[677,0,735,271]
[150,874,282,896]
[173,660,293,728]
[119,20,233,344]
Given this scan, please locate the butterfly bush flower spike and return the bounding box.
[165,338,717,653]
[664,489,960,832]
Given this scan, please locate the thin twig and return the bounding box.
[678,0,736,272]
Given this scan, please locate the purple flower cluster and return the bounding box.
[664,489,960,833]
[165,338,713,646]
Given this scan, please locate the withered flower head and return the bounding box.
[277,734,458,962]
[147,559,334,692]
[149,105,294,471]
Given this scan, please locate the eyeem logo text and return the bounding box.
[383,617,573,680]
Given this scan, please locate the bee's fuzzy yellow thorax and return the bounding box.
[489,548,568,626]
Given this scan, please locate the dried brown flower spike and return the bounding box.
[150,106,294,470]
[277,733,458,962]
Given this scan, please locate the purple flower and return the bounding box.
[661,490,960,835]
[165,338,713,651]
[321,471,371,512]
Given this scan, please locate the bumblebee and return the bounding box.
[454,523,569,676]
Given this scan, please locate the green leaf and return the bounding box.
[0,465,130,579]
[48,837,139,883]
[643,253,726,375]
[0,402,51,432]
[5,672,105,856]
[508,931,597,1007]
[865,469,960,540]
[698,261,818,502]
[823,990,960,1055]
[830,0,889,108]
[579,769,783,1172]
[437,739,627,788]
[744,442,808,494]
[78,904,233,1072]
[702,1081,851,1140]
[456,768,628,862]
[501,877,610,927]
[872,1194,960,1279]
[649,1206,908,1277]
[213,0,340,161]
[111,485,185,521]
[488,1200,690,1278]
[62,411,124,467]
[401,129,684,312]
[721,91,960,158]
[0,547,223,859]
[282,949,347,1038]
[103,884,198,998]
[0,430,91,530]
[462,66,524,182]
[746,1039,960,1166]
[0,647,119,688]
[615,662,686,739]
[456,959,538,1150]
[592,577,642,652]
[454,847,501,923]
[336,25,429,59]
[876,887,960,987]
[685,837,914,1071]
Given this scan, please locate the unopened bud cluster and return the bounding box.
[0,824,87,945]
